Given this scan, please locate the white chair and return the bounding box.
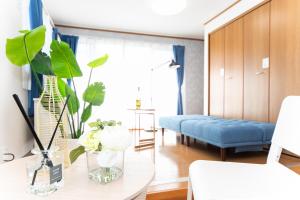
[187,96,300,200]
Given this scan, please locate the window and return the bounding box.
[75,35,177,126]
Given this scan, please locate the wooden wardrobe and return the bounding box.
[209,0,300,123]
[269,0,300,122]
[209,28,225,117]
[243,3,270,122]
[224,18,244,119]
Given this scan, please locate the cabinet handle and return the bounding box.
[255,71,264,75]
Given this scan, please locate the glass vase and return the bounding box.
[34,75,71,167]
[86,150,124,184]
[26,150,64,196]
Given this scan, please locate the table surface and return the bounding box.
[128,108,155,112]
[0,153,155,200]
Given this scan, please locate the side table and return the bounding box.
[128,108,156,149]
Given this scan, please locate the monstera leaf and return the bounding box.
[87,54,109,68]
[31,52,53,75]
[66,86,80,115]
[6,25,46,66]
[57,78,67,97]
[83,82,105,106]
[50,40,82,78]
[69,146,85,164]
[19,30,30,34]
[57,78,80,114]
[81,104,92,122]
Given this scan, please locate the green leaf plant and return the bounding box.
[50,40,82,78]
[53,51,108,139]
[6,26,47,90]
[6,25,108,139]
[78,54,108,136]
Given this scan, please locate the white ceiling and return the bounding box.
[44,0,237,40]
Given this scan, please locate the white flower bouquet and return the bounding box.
[69,120,131,164]
[70,120,132,183]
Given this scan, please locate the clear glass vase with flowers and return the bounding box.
[70,120,131,184]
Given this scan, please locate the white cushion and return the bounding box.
[189,160,300,200]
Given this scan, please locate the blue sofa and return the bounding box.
[159,115,275,160]
[159,115,216,132]
[159,115,216,143]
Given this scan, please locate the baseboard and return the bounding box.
[147,179,188,200]
[147,188,187,200]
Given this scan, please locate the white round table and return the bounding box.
[0,153,155,200]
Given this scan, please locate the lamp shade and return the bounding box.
[169,60,180,69]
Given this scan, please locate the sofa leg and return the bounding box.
[181,134,185,144]
[221,148,226,161]
[187,136,190,146]
[162,128,164,137]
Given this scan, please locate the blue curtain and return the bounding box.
[51,29,79,54]
[173,45,185,115]
[60,34,79,85]
[52,27,60,40]
[28,0,43,117]
[60,35,79,54]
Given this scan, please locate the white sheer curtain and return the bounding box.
[74,35,177,125]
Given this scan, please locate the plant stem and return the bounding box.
[70,110,76,138]
[79,68,93,135]
[67,114,73,138]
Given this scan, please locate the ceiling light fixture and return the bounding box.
[151,0,187,16]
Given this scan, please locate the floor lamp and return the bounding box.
[135,59,178,135]
[150,59,180,108]
[145,59,179,133]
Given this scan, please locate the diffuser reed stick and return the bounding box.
[47,95,70,150]
[12,94,45,152]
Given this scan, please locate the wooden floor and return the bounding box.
[128,129,300,200]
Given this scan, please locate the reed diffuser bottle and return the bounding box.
[26,150,63,196]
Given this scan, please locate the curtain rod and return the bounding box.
[55,24,204,42]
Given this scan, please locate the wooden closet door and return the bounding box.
[270,0,300,122]
[243,3,270,122]
[224,18,244,119]
[209,28,225,117]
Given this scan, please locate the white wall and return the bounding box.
[59,27,205,115]
[0,0,33,158]
[203,0,265,115]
